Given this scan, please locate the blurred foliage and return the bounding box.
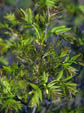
[5,0,33,8]
[0,0,84,113]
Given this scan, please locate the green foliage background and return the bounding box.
[0,0,84,113]
[6,0,32,8]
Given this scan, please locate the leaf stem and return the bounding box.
[32,105,37,113]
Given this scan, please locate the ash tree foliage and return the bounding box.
[0,0,84,113]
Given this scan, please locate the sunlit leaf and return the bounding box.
[56,70,64,81]
[51,26,71,34]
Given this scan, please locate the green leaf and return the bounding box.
[3,66,12,75]
[79,5,84,13]
[1,99,22,112]
[29,92,39,107]
[78,62,84,66]
[38,0,55,7]
[32,23,40,39]
[15,8,26,22]
[0,56,8,65]
[67,66,77,75]
[35,14,39,22]
[67,86,78,94]
[42,72,48,83]
[60,48,69,58]
[56,70,64,81]
[48,82,56,88]
[62,76,74,82]
[70,54,81,61]
[29,83,39,90]
[64,55,70,62]
[46,0,55,7]
[5,13,16,23]
[66,82,77,87]
[29,83,42,102]
[26,8,33,24]
[49,85,61,89]
[51,26,71,34]
[40,15,45,23]
[63,63,72,68]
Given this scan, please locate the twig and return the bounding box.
[32,105,37,113]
